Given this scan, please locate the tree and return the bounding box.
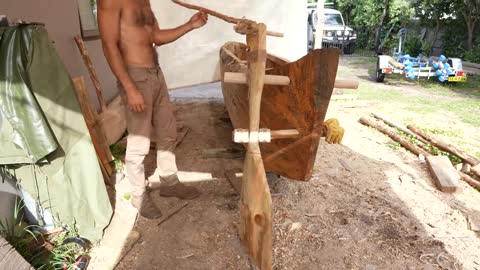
[413,0,455,53]
[457,0,480,49]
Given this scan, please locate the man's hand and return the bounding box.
[322,118,345,144]
[126,89,146,113]
[189,11,208,29]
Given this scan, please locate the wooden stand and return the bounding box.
[172,2,296,268]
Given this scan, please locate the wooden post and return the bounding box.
[314,0,325,49]
[239,23,272,270]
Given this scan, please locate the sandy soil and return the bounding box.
[112,61,480,270]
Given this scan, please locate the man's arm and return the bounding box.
[153,11,208,46]
[97,0,145,112]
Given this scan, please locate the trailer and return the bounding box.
[376,54,467,83]
[375,28,467,83]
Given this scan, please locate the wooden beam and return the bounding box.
[426,155,461,193]
[224,72,290,86]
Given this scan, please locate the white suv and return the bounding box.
[308,6,356,54]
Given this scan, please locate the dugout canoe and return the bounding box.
[220,42,340,181]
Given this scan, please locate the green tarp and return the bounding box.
[0,25,112,241]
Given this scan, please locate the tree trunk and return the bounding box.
[375,0,391,54]
[431,19,440,54]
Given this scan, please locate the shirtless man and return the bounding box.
[98,0,208,218]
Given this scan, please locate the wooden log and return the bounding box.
[72,77,113,183]
[239,23,272,270]
[359,117,430,157]
[459,172,480,189]
[426,155,461,193]
[471,164,480,177]
[371,113,429,144]
[225,72,357,89]
[334,77,359,89]
[74,36,107,112]
[407,125,480,168]
[224,72,290,86]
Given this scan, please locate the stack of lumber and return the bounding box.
[359,113,480,192]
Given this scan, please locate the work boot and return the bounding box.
[131,191,163,219]
[158,174,201,200]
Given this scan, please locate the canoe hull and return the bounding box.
[220,42,339,181]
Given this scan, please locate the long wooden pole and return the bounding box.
[359,117,430,157]
[74,36,108,112]
[407,125,480,167]
[171,0,283,37]
[239,23,272,270]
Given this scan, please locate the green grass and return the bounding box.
[0,198,87,270]
[348,57,377,65]
[346,82,480,127]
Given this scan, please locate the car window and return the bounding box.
[324,14,343,26]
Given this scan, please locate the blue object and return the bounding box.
[433,62,439,69]
[408,73,416,80]
[405,62,414,67]
[428,57,433,63]
[436,70,442,76]
[439,55,447,62]
[418,53,423,59]
[420,62,427,67]
[438,76,446,82]
[444,63,451,69]
[446,69,454,75]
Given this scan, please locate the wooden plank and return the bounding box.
[224,169,242,195]
[426,156,461,193]
[72,77,113,184]
[334,77,359,89]
[0,237,34,270]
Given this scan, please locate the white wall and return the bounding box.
[1,0,307,97]
[152,0,307,89]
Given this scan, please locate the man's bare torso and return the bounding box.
[119,0,158,67]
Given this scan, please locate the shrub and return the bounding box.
[464,47,480,63]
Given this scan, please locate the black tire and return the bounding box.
[375,58,385,83]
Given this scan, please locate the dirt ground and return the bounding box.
[113,59,480,270]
